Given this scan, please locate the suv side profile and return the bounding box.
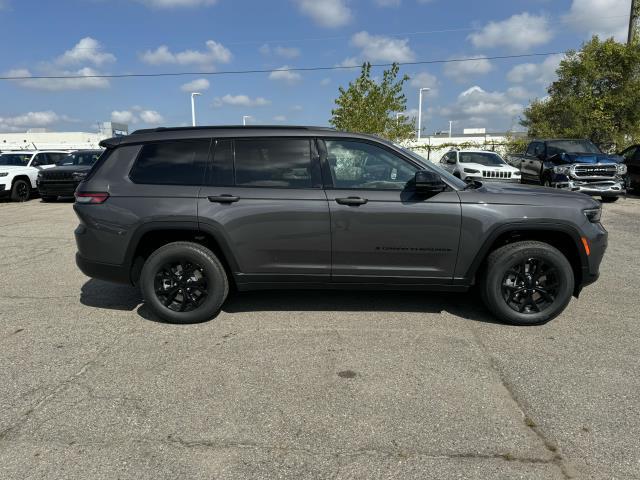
[0,150,70,201]
[74,126,607,326]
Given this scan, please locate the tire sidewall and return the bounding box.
[140,244,227,324]
[11,179,30,202]
[484,245,574,325]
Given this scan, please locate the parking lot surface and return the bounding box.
[0,197,639,479]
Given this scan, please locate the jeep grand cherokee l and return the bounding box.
[74,126,607,326]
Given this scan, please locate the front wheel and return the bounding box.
[140,241,229,324]
[10,179,31,202]
[600,196,618,203]
[481,241,574,325]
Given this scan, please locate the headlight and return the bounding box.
[512,170,521,176]
[553,165,571,175]
[0,172,8,177]
[463,168,479,174]
[616,163,627,175]
[583,207,602,223]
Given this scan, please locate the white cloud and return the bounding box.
[135,0,217,7]
[213,94,271,107]
[0,111,67,131]
[0,0,10,10]
[6,67,110,91]
[349,31,415,63]
[563,0,629,42]
[141,40,232,66]
[320,77,332,86]
[111,110,137,124]
[290,105,304,111]
[439,86,523,128]
[259,44,301,58]
[337,57,361,68]
[375,0,401,6]
[443,55,493,81]
[111,108,164,125]
[273,115,287,122]
[507,53,564,85]
[294,0,352,28]
[409,71,439,96]
[268,66,302,85]
[507,86,533,100]
[180,78,210,92]
[56,37,116,66]
[469,13,553,52]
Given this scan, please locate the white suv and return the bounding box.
[0,150,70,201]
[440,149,521,183]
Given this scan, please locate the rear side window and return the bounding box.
[130,139,210,186]
[209,139,234,186]
[234,138,313,188]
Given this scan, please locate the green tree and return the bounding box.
[520,36,640,150]
[330,62,415,141]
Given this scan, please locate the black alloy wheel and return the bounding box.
[154,260,208,313]
[12,180,30,202]
[501,257,559,314]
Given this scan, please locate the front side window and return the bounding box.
[234,138,313,188]
[325,139,418,190]
[130,139,210,186]
[0,154,31,166]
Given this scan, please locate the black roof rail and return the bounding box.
[130,125,338,135]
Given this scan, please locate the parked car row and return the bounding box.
[0,149,102,202]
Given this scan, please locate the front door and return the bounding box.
[320,138,461,284]
[197,137,331,285]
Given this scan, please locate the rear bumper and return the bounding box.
[76,253,130,284]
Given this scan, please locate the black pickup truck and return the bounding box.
[508,139,627,202]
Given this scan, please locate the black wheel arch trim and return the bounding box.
[456,221,589,287]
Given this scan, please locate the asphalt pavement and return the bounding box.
[0,196,638,479]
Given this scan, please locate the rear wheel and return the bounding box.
[10,179,30,202]
[140,241,229,324]
[481,241,574,325]
[41,196,57,202]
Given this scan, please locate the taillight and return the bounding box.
[75,192,109,204]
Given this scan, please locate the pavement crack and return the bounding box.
[469,327,577,479]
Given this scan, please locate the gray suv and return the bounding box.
[74,126,607,325]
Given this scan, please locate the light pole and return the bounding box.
[243,115,250,126]
[417,87,430,141]
[190,92,202,126]
[396,112,402,125]
[448,120,453,138]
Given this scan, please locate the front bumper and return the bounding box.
[37,180,80,197]
[553,179,625,197]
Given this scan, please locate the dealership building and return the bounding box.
[0,122,128,151]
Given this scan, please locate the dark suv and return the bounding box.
[74,126,607,326]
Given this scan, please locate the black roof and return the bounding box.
[101,125,383,148]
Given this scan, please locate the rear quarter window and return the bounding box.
[129,139,211,186]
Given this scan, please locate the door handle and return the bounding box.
[335,196,368,206]
[208,194,239,203]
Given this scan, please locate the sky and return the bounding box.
[0,0,632,135]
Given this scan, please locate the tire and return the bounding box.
[41,196,57,202]
[600,196,618,203]
[481,241,574,326]
[542,176,552,188]
[10,179,30,202]
[140,241,229,324]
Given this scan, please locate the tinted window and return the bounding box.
[325,139,418,190]
[235,138,312,188]
[621,146,637,161]
[0,154,31,166]
[459,152,505,166]
[33,153,52,165]
[209,140,234,186]
[526,143,539,156]
[130,140,210,186]
[57,151,101,166]
[48,153,69,164]
[547,140,601,155]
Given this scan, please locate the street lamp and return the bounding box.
[190,92,202,127]
[396,112,402,125]
[417,87,430,140]
[243,115,251,126]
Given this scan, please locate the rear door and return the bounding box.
[521,142,543,182]
[197,137,331,286]
[320,138,461,284]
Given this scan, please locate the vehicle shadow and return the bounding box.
[79,279,502,325]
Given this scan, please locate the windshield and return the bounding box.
[56,151,102,166]
[0,154,32,166]
[459,152,505,166]
[398,146,467,190]
[547,140,601,155]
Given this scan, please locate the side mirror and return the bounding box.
[31,161,41,168]
[413,170,446,193]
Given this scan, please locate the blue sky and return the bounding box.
[0,0,631,134]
